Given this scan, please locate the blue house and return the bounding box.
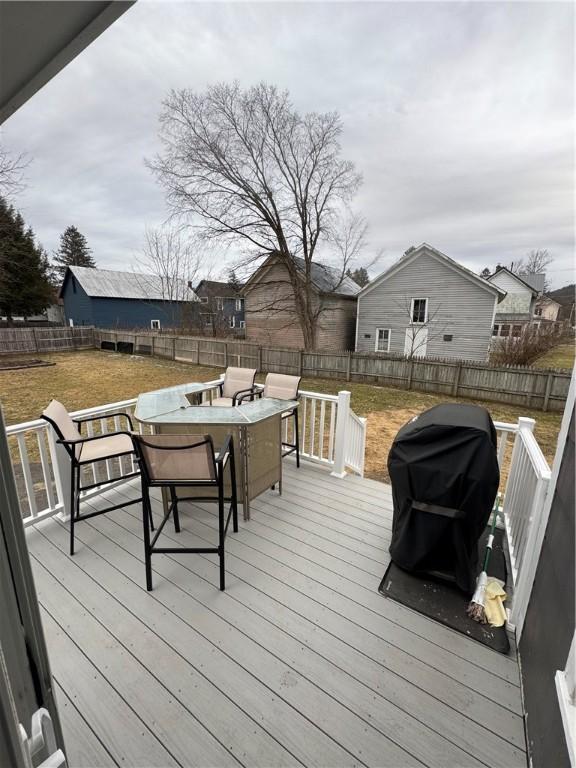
[59,266,197,329]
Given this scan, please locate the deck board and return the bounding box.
[27,461,527,768]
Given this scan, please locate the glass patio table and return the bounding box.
[134,383,298,519]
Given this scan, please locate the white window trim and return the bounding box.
[150,319,161,330]
[200,296,208,304]
[235,298,243,311]
[375,328,391,353]
[555,632,576,768]
[216,297,224,310]
[229,316,236,329]
[410,297,428,325]
[239,320,246,329]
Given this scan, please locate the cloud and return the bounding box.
[2,1,574,287]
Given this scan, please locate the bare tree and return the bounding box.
[148,82,362,349]
[509,249,553,291]
[134,225,211,329]
[0,145,29,194]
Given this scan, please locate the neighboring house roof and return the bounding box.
[195,279,243,298]
[243,253,361,298]
[488,267,541,296]
[59,266,197,302]
[358,243,506,300]
[518,272,545,293]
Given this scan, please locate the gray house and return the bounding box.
[355,244,505,362]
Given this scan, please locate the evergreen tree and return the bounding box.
[346,266,370,287]
[53,225,95,279]
[0,197,54,324]
[227,269,242,294]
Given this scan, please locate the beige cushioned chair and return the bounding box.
[133,433,238,591]
[239,373,301,466]
[203,366,257,407]
[41,399,142,555]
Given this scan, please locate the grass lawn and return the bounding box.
[0,350,563,483]
[533,343,575,370]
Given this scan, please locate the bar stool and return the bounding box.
[132,433,238,591]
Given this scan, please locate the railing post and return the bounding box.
[46,427,70,522]
[518,416,535,433]
[331,390,350,479]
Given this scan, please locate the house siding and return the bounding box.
[356,248,498,362]
[61,276,94,326]
[489,271,536,317]
[62,277,187,329]
[245,261,356,350]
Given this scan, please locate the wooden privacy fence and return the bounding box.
[0,326,95,355]
[92,329,571,411]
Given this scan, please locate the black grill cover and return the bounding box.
[388,404,500,595]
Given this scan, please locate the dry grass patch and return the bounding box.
[0,349,564,488]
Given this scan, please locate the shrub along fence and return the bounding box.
[0,326,95,355]
[94,329,571,412]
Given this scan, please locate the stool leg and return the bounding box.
[69,465,77,556]
[170,485,180,533]
[294,409,300,468]
[218,476,225,590]
[142,488,153,591]
[229,443,239,534]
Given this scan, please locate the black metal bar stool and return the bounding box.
[133,433,238,591]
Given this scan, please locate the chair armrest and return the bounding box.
[57,430,135,447]
[232,386,259,406]
[235,387,264,405]
[215,434,233,467]
[74,411,134,431]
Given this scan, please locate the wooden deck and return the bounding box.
[25,461,527,768]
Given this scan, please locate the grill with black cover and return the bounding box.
[388,403,500,595]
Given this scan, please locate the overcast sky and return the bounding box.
[2,1,574,287]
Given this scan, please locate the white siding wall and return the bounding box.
[490,272,534,315]
[356,249,497,362]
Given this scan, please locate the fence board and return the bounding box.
[0,326,94,355]
[85,329,574,412]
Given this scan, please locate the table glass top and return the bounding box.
[134,383,297,425]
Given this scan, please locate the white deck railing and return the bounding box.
[497,417,551,637]
[7,384,367,527]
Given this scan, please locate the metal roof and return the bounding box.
[297,259,361,297]
[518,272,545,293]
[63,266,197,302]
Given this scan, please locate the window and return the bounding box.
[410,298,428,324]
[375,328,391,352]
[492,324,499,336]
[500,324,510,337]
[204,316,212,327]
[229,316,236,329]
[216,297,224,310]
[534,307,542,316]
[239,320,246,329]
[200,296,208,304]
[150,319,161,330]
[235,298,244,311]
[512,325,522,338]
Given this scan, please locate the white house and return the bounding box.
[355,243,505,362]
[487,267,542,338]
